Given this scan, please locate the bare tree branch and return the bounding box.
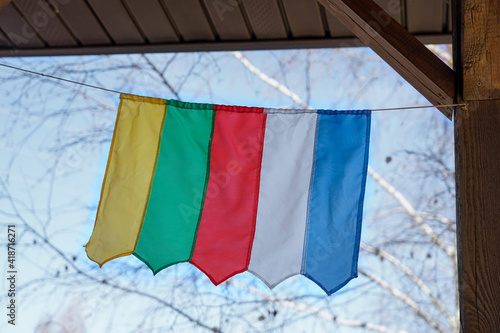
[361,243,455,326]
[228,280,397,333]
[359,269,446,333]
[418,212,454,229]
[141,54,181,100]
[367,166,457,264]
[232,51,310,109]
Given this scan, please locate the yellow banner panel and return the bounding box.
[85,94,166,266]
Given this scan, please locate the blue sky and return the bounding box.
[0,47,456,332]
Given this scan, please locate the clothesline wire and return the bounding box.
[0,62,122,94]
[0,62,467,111]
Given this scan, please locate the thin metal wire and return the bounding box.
[0,62,467,111]
[371,103,466,111]
[0,63,122,94]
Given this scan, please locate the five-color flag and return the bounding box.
[85,93,371,295]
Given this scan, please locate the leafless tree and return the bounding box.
[0,47,456,333]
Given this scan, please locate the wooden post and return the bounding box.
[454,0,500,331]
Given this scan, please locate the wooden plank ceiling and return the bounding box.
[0,0,452,57]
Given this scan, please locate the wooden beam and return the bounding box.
[0,34,453,58]
[318,0,455,119]
[454,0,500,331]
[0,0,12,11]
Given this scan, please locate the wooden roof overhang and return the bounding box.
[0,0,451,56]
[1,0,499,331]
